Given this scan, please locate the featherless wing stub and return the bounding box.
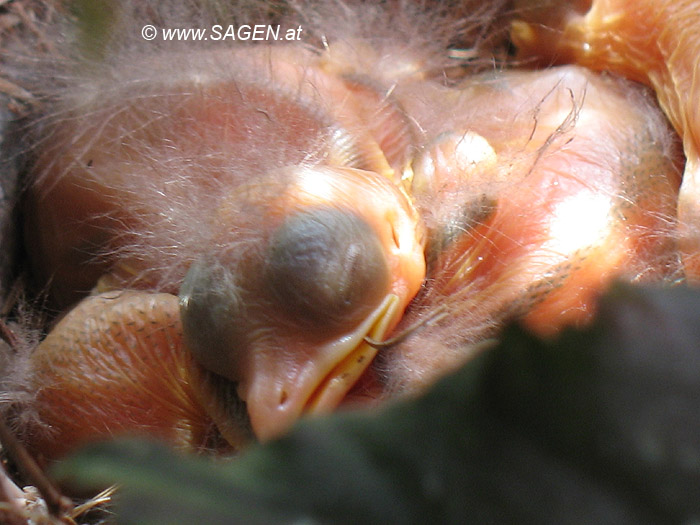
[18,26,428,449]
[4,0,689,467]
[377,66,682,394]
[24,291,252,464]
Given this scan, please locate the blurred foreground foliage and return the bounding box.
[54,283,700,524]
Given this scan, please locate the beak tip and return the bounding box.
[242,377,307,442]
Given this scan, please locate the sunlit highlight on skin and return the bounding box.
[545,191,612,256]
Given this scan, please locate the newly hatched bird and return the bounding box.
[512,0,700,280]
[8,0,471,459]
[0,0,688,462]
[377,65,681,394]
[19,2,431,456]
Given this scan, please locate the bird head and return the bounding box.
[179,164,425,440]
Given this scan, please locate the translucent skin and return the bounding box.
[23,63,682,459]
[511,0,700,279]
[26,292,251,462]
[24,45,419,309]
[23,39,426,448]
[17,4,685,459]
[365,66,682,396]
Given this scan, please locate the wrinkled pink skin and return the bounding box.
[512,0,700,280]
[18,2,685,458]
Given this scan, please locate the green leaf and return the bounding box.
[54,283,700,524]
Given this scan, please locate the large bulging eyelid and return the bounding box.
[265,207,391,333]
[179,258,249,379]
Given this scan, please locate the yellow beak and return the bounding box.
[180,165,425,441]
[238,294,401,441]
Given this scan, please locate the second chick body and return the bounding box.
[11,1,685,460]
